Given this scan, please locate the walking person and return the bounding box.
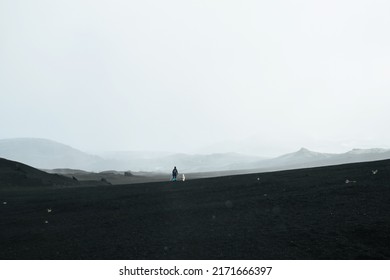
[171,166,178,181]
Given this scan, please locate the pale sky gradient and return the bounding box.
[1,0,389,156]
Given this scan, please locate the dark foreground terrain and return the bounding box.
[1,159,390,259]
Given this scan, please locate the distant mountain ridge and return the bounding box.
[97,151,263,172]
[0,138,389,173]
[346,148,389,155]
[247,147,390,172]
[0,138,104,170]
[270,147,334,163]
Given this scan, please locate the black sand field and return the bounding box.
[1,159,390,259]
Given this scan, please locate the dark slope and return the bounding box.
[0,158,78,188]
[1,159,390,259]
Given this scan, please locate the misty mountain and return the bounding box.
[98,151,264,172]
[0,138,265,172]
[332,148,390,165]
[266,148,335,167]
[0,138,104,170]
[1,138,390,173]
[248,147,390,172]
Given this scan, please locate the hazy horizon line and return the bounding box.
[1,137,389,159]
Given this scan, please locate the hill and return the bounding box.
[108,147,390,173]
[98,151,264,172]
[1,138,389,173]
[0,138,264,172]
[0,157,78,188]
[44,168,170,185]
[247,147,390,172]
[0,138,104,170]
[1,159,390,259]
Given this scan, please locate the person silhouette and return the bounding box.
[172,166,178,181]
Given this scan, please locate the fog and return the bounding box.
[1,0,389,157]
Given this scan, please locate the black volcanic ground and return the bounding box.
[1,159,390,259]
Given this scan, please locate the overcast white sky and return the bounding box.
[1,0,389,156]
